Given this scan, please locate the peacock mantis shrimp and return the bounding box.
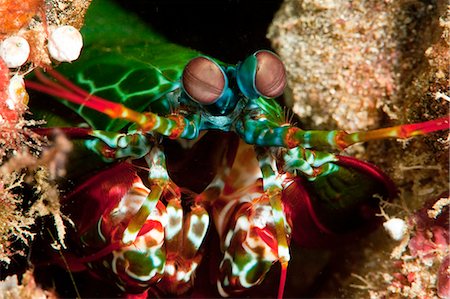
[26,0,449,298]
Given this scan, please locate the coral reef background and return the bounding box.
[269,0,449,297]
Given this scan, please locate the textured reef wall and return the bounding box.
[268,0,449,297]
[0,0,90,296]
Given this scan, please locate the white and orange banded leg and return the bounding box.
[91,173,168,291]
[122,147,170,245]
[256,147,291,299]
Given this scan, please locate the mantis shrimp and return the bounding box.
[26,0,449,297]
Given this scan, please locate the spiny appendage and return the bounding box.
[122,147,169,245]
[257,149,290,299]
[26,68,202,140]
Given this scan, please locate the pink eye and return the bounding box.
[182,56,226,105]
[254,50,286,98]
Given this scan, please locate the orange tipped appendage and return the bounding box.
[278,261,288,299]
[339,116,449,148]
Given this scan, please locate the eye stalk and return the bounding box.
[237,50,287,99]
[182,56,227,105]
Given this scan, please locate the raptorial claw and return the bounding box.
[213,185,287,298]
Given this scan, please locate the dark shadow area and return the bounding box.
[115,0,284,63]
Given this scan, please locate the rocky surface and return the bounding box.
[268,0,449,297]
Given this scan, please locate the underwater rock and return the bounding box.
[268,0,449,297]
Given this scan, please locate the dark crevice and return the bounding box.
[114,0,284,63]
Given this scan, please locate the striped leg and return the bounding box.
[122,147,169,244]
[236,113,449,151]
[288,116,449,150]
[105,179,167,291]
[32,127,155,161]
[283,147,340,180]
[85,130,154,161]
[255,147,290,299]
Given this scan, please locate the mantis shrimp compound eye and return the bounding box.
[182,56,226,105]
[237,50,286,99]
[254,50,286,98]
